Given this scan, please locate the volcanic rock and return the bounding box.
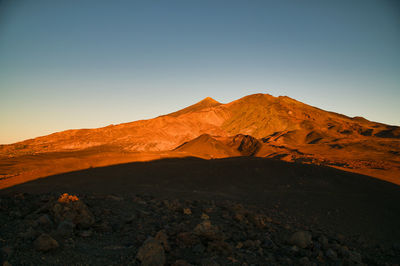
[325,248,338,260]
[136,237,165,266]
[193,220,221,240]
[289,231,312,249]
[34,234,59,252]
[176,232,198,248]
[56,220,75,237]
[155,230,170,252]
[172,260,193,266]
[51,194,94,229]
[36,214,53,229]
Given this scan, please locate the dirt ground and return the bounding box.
[1,157,400,265]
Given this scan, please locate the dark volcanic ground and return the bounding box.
[1,157,400,265]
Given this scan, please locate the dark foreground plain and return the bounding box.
[1,157,400,265]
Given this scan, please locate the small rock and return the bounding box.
[79,230,92,238]
[163,199,181,211]
[172,260,193,266]
[251,214,269,229]
[125,214,137,224]
[288,231,312,249]
[183,208,192,215]
[392,242,400,251]
[280,257,293,264]
[325,248,337,260]
[348,251,362,263]
[207,240,233,256]
[10,210,22,218]
[57,220,75,237]
[243,240,260,249]
[227,257,239,263]
[1,246,13,259]
[94,221,112,232]
[110,221,123,232]
[203,207,214,214]
[64,238,75,248]
[316,250,325,263]
[192,243,205,254]
[298,257,310,266]
[155,230,170,252]
[336,233,345,243]
[36,214,53,229]
[263,237,276,249]
[19,227,38,240]
[34,234,59,252]
[339,245,350,258]
[290,245,300,253]
[200,258,220,266]
[201,213,210,220]
[136,237,165,266]
[193,220,221,240]
[234,212,247,223]
[103,245,125,250]
[176,232,198,248]
[106,195,123,201]
[318,235,329,250]
[330,241,341,252]
[57,193,79,203]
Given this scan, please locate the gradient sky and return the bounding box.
[0,0,399,144]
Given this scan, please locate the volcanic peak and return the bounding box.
[166,97,221,117]
[201,97,220,104]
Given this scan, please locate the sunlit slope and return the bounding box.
[1,93,398,156]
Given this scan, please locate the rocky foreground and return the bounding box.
[1,192,399,265]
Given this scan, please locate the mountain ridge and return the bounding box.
[1,93,399,187]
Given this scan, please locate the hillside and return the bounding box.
[174,134,240,159]
[1,93,399,188]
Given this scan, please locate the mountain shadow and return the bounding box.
[2,156,400,245]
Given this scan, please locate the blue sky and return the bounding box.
[0,0,399,144]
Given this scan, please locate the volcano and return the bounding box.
[2,93,400,265]
[1,93,399,188]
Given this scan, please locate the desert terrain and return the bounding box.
[1,93,400,265]
[1,93,400,188]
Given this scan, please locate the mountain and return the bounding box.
[174,134,240,158]
[1,93,399,188]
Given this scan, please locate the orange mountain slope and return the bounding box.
[174,134,240,159]
[1,93,399,188]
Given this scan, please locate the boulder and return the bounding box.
[349,251,362,264]
[34,234,59,252]
[288,231,312,249]
[193,220,221,240]
[325,248,338,260]
[183,208,192,215]
[51,194,94,229]
[56,220,75,237]
[155,230,170,251]
[172,260,193,266]
[36,214,53,229]
[136,237,165,266]
[176,232,199,248]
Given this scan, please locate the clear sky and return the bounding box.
[1,0,399,144]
